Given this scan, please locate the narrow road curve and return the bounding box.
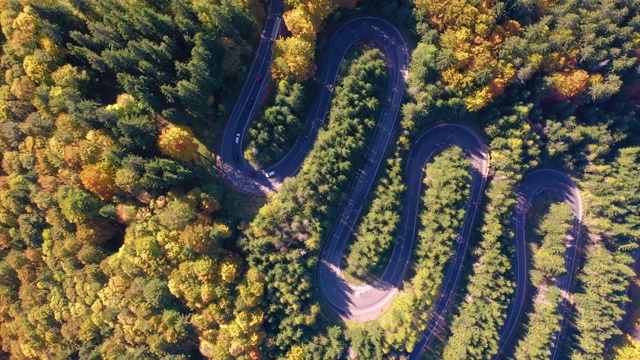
[496,169,582,360]
[318,124,488,322]
[220,13,408,195]
[219,2,583,357]
[219,0,283,194]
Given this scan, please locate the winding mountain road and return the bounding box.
[219,0,283,194]
[318,124,489,322]
[495,169,582,360]
[219,2,583,358]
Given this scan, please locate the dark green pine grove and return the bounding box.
[440,104,540,359]
[244,80,307,169]
[515,201,573,359]
[243,47,388,352]
[1,0,640,359]
[380,146,471,353]
[343,151,405,284]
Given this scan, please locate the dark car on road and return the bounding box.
[247,171,257,178]
[256,74,263,83]
[233,153,240,162]
[247,98,255,108]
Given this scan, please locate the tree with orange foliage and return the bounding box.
[80,162,118,200]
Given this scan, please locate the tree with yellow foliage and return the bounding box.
[272,0,356,81]
[414,0,480,31]
[550,69,589,100]
[271,37,316,82]
[158,125,199,162]
[414,0,519,111]
[613,335,640,360]
[283,6,317,40]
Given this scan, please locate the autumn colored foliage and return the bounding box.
[271,0,356,81]
[158,125,200,162]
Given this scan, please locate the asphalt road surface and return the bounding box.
[494,169,583,360]
[318,124,489,323]
[220,1,586,358]
[219,0,283,194]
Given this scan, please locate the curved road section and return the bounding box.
[408,127,489,357]
[495,169,582,359]
[220,3,585,358]
[220,15,408,195]
[318,125,488,322]
[219,0,282,194]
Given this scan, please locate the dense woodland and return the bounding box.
[0,0,265,358]
[0,0,640,359]
[516,201,574,359]
[380,146,471,353]
[342,150,405,284]
[244,80,306,169]
[244,46,388,352]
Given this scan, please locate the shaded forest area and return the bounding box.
[0,0,640,360]
[380,146,471,354]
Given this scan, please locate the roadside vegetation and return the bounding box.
[244,80,306,169]
[272,0,356,82]
[343,151,405,283]
[242,47,387,354]
[573,146,640,357]
[440,104,540,359]
[380,146,471,353]
[0,0,266,358]
[529,202,573,284]
[515,201,573,359]
[399,0,640,358]
[2,0,640,358]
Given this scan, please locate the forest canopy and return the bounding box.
[1,0,640,359]
[0,0,265,358]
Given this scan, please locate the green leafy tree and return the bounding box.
[56,185,99,224]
